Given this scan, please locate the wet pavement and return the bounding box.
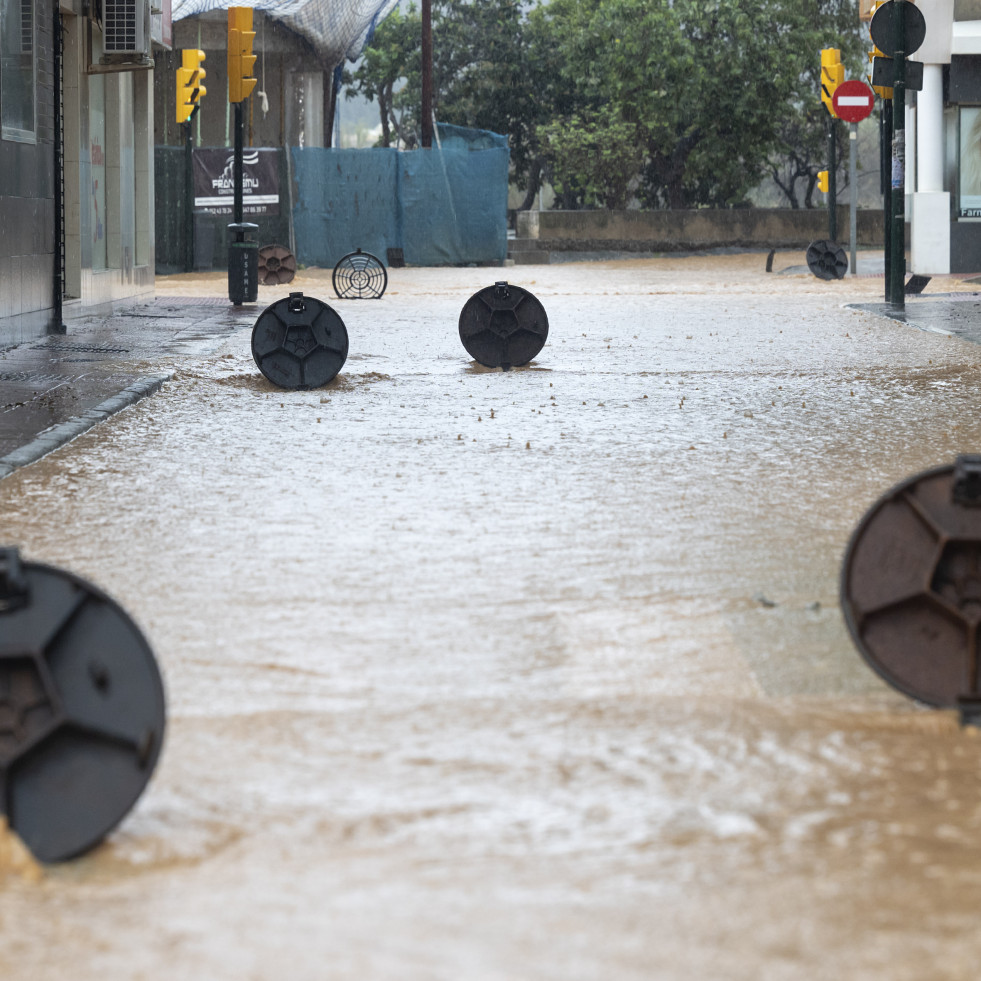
[855,290,981,342]
[4,253,981,979]
[0,296,253,476]
[1,253,979,474]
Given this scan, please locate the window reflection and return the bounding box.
[0,0,36,142]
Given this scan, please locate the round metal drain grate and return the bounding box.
[257,244,297,286]
[841,456,981,719]
[332,249,387,300]
[806,240,847,281]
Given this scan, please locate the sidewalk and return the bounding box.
[0,295,256,478]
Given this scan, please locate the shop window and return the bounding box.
[0,0,35,142]
[959,106,981,218]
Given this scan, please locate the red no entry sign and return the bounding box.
[832,79,875,123]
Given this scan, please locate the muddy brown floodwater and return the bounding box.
[3,254,981,979]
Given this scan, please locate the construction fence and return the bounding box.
[154,125,510,273]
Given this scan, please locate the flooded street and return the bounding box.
[4,256,981,978]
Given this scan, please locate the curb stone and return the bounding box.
[0,373,171,481]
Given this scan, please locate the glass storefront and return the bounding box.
[0,0,35,142]
[958,106,981,216]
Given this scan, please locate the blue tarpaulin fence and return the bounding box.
[291,124,509,267]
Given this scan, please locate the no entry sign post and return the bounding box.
[832,80,876,275]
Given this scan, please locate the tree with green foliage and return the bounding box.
[537,107,645,209]
[344,0,553,202]
[765,0,869,208]
[343,4,422,148]
[346,0,867,210]
[535,0,865,209]
[430,0,544,177]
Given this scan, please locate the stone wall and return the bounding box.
[515,208,885,252]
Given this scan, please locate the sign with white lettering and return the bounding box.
[193,148,280,216]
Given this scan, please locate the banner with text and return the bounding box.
[193,147,280,216]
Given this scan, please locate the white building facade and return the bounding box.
[904,0,981,272]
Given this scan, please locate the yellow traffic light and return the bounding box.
[817,170,829,194]
[176,49,206,124]
[228,7,257,103]
[176,66,193,124]
[185,48,207,104]
[821,48,845,117]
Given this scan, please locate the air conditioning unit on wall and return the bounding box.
[100,0,152,66]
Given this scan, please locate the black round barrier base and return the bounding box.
[251,292,349,390]
[806,240,848,281]
[257,244,297,286]
[0,547,165,863]
[458,282,549,370]
[333,249,387,299]
[841,455,981,719]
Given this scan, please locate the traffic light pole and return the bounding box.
[184,120,193,272]
[183,105,199,274]
[233,101,244,224]
[882,100,892,303]
[828,116,837,242]
[889,0,907,309]
[226,8,257,306]
[849,122,858,275]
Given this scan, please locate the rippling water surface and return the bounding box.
[3,258,981,980]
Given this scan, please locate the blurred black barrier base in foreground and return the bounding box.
[0,547,165,862]
[841,455,981,726]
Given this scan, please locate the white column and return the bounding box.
[910,63,951,274]
[918,64,945,191]
[906,101,917,198]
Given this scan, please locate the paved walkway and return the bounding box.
[0,296,255,478]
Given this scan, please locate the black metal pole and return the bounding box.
[234,101,244,224]
[51,9,66,333]
[184,119,194,272]
[849,121,858,274]
[828,116,838,242]
[421,0,433,148]
[882,100,892,303]
[889,0,907,308]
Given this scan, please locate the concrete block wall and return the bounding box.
[515,208,885,253]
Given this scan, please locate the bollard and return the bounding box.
[251,291,349,390]
[458,281,549,371]
[841,455,981,725]
[228,222,259,305]
[806,239,848,281]
[332,249,387,299]
[0,546,165,862]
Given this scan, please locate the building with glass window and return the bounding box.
[0,0,166,348]
[898,0,981,272]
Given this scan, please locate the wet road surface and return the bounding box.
[3,256,981,979]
